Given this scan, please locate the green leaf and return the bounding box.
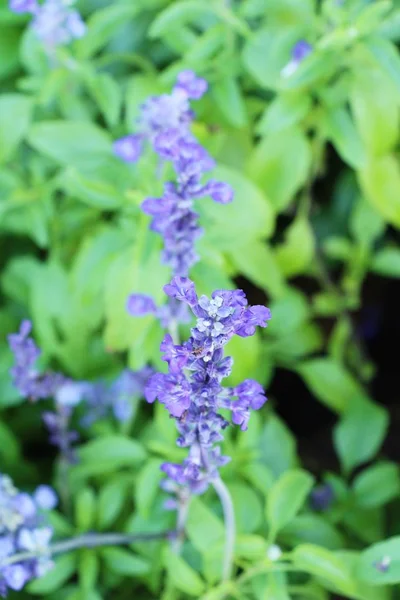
[0,26,20,79]
[281,515,344,550]
[29,554,77,594]
[149,1,215,38]
[75,487,96,532]
[350,67,399,155]
[334,397,389,473]
[85,72,122,128]
[297,358,364,413]
[259,414,297,478]
[229,483,263,533]
[97,478,127,530]
[60,166,123,210]
[76,435,146,476]
[163,548,206,596]
[323,106,366,169]
[275,217,315,277]
[27,121,112,168]
[292,545,357,596]
[257,93,312,135]
[356,537,400,585]
[229,241,286,299]
[0,94,33,162]
[101,547,150,576]
[353,462,400,508]
[135,459,163,518]
[186,497,224,553]
[198,165,275,249]
[247,127,311,211]
[365,36,400,93]
[350,197,385,246]
[235,534,268,560]
[371,247,400,277]
[78,550,99,593]
[267,469,314,537]
[213,77,248,128]
[358,154,400,228]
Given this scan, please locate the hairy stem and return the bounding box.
[1,530,175,568]
[212,477,235,581]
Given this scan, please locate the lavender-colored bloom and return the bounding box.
[282,40,313,78]
[31,0,86,47]
[113,135,143,163]
[33,486,58,511]
[174,70,208,99]
[8,321,60,401]
[146,278,270,496]
[309,483,335,511]
[126,294,157,317]
[9,0,37,13]
[0,474,54,596]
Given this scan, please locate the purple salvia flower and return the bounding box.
[113,135,143,163]
[8,321,61,401]
[0,474,54,595]
[282,40,313,78]
[9,0,37,13]
[126,294,157,317]
[146,278,270,496]
[33,486,58,511]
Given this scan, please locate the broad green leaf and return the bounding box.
[29,554,77,594]
[149,1,215,38]
[229,483,263,533]
[259,414,297,478]
[85,72,122,128]
[292,544,357,596]
[275,217,315,277]
[101,547,150,576]
[75,487,96,532]
[78,550,99,593]
[323,106,366,169]
[224,331,263,386]
[334,397,389,473]
[0,26,20,79]
[247,127,311,211]
[358,154,400,228]
[0,94,33,162]
[186,497,224,553]
[60,166,123,210]
[198,165,275,248]
[135,459,163,518]
[365,36,400,93]
[267,469,314,536]
[356,537,400,585]
[297,358,364,413]
[267,291,311,336]
[350,68,399,155]
[235,534,268,560]
[353,462,400,508]
[163,548,205,596]
[27,121,112,168]
[97,478,127,530]
[350,196,385,246]
[77,435,146,476]
[229,241,286,299]
[281,515,344,550]
[213,77,248,128]
[257,93,312,135]
[371,247,400,277]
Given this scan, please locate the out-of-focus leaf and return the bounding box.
[292,545,357,596]
[353,462,400,508]
[371,247,400,277]
[334,397,389,473]
[0,94,33,162]
[213,77,248,128]
[267,469,314,537]
[259,414,297,478]
[356,537,400,585]
[101,548,150,576]
[163,548,206,596]
[29,554,77,595]
[358,154,400,228]
[324,106,366,169]
[275,217,315,277]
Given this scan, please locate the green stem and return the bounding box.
[212,477,235,581]
[1,530,175,568]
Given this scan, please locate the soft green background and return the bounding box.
[1,0,400,598]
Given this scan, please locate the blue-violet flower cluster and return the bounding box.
[9,0,86,49]
[145,277,271,497]
[0,475,57,596]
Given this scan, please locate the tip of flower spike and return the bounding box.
[174,70,208,100]
[9,0,37,13]
[113,134,142,163]
[126,294,157,317]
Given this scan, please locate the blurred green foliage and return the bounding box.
[1,0,400,598]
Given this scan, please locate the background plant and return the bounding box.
[1,0,400,598]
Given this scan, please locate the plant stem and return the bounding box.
[171,490,191,554]
[1,530,175,567]
[212,477,235,581]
